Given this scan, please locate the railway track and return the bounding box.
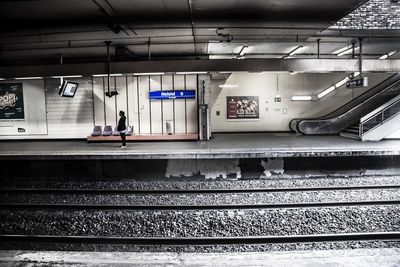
[1,184,400,194]
[0,200,399,210]
[1,232,399,245]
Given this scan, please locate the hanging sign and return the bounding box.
[347,77,368,88]
[0,83,24,120]
[149,90,196,100]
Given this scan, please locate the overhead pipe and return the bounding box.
[359,38,363,77]
[104,41,118,97]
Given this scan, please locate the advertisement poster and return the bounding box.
[227,96,259,119]
[0,83,24,120]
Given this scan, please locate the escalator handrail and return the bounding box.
[299,74,400,126]
[291,73,400,129]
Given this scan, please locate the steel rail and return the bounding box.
[0,184,399,194]
[0,200,399,210]
[0,232,399,245]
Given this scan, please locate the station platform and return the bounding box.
[1,248,399,266]
[1,133,400,160]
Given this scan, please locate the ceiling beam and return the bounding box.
[0,59,399,78]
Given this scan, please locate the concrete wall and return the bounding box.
[93,74,200,134]
[0,80,47,137]
[211,72,390,132]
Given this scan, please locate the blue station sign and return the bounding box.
[149,90,196,100]
[346,77,368,88]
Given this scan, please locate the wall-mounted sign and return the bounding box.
[347,77,368,88]
[0,83,24,120]
[227,96,259,119]
[149,90,196,100]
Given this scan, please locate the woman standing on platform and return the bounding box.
[118,110,127,149]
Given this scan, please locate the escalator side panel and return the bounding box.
[297,73,400,135]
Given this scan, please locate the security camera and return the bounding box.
[105,91,119,97]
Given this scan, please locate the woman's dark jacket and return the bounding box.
[117,115,126,131]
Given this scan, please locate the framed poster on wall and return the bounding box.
[227,96,259,119]
[0,83,24,120]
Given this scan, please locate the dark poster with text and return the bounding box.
[0,83,24,120]
[227,96,259,119]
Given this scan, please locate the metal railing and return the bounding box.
[360,95,400,136]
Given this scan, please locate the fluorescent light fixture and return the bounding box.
[317,86,336,99]
[337,47,356,57]
[14,77,43,80]
[332,45,352,55]
[238,46,248,56]
[219,84,239,88]
[335,77,349,88]
[219,71,248,74]
[291,95,312,101]
[0,78,5,80]
[51,75,83,78]
[288,46,304,56]
[134,72,165,76]
[176,72,208,75]
[92,74,124,77]
[379,54,389,60]
[379,50,398,60]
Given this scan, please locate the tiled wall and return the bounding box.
[332,0,400,29]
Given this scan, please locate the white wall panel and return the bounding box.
[127,76,138,132]
[186,75,198,133]
[93,77,105,126]
[104,77,117,127]
[115,76,127,130]
[150,76,162,134]
[174,75,186,134]
[162,75,174,133]
[138,76,151,134]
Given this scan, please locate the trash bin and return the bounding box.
[166,120,173,135]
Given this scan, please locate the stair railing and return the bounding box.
[359,94,400,137]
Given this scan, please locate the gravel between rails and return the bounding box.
[2,175,400,190]
[1,206,399,237]
[1,189,399,205]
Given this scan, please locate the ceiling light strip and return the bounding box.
[379,50,398,60]
[288,46,304,56]
[93,74,124,77]
[14,77,43,80]
[51,75,83,78]
[291,96,312,101]
[134,73,165,76]
[219,84,239,88]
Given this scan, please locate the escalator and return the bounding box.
[290,73,400,135]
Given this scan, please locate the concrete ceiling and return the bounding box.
[1,0,398,66]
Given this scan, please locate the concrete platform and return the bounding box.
[1,249,399,266]
[1,133,400,160]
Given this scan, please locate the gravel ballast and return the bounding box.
[1,206,399,237]
[1,189,399,205]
